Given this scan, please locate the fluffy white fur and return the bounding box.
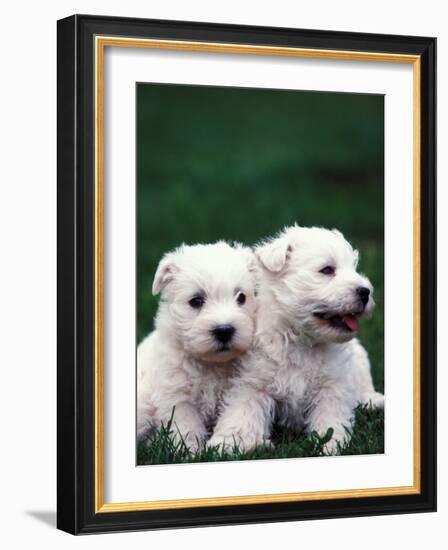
[137,241,258,450]
[210,226,384,454]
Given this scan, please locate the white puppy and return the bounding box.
[137,241,257,451]
[210,225,384,454]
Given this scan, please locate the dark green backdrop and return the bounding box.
[137,84,384,391]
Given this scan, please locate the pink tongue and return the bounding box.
[342,315,359,332]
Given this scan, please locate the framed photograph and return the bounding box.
[57,14,436,534]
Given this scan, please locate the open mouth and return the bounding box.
[313,311,360,332]
[217,344,231,352]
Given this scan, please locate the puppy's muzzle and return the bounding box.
[211,324,236,344]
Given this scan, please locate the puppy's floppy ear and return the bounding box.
[331,228,344,240]
[232,242,258,273]
[332,228,359,266]
[255,237,292,273]
[152,251,179,295]
[246,253,258,273]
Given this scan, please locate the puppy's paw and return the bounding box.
[323,437,342,456]
[208,433,273,453]
[207,434,236,453]
[362,392,384,410]
[178,434,205,453]
[316,428,347,456]
[240,437,273,453]
[168,428,205,453]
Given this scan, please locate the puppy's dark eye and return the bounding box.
[189,296,205,309]
[320,266,335,275]
[236,292,246,305]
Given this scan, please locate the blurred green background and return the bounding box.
[137,84,384,392]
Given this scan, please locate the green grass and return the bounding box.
[137,405,384,465]
[136,83,384,464]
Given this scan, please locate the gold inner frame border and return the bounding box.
[94,36,421,513]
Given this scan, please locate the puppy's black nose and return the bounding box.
[356,286,370,306]
[212,324,236,344]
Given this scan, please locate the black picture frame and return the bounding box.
[57,14,436,534]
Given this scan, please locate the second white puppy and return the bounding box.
[210,225,384,454]
[137,241,257,451]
